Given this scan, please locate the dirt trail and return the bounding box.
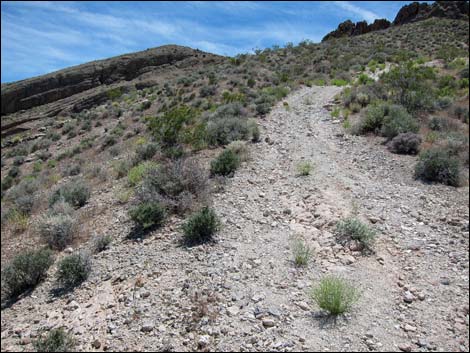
[1,86,468,352]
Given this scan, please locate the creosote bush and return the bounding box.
[311,276,360,315]
[210,149,240,177]
[56,252,91,289]
[33,327,75,352]
[2,248,54,301]
[414,148,460,186]
[129,201,166,230]
[182,207,220,245]
[335,217,376,249]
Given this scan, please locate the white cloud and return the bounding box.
[333,1,380,23]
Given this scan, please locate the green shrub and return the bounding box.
[296,161,313,176]
[107,87,122,100]
[49,180,90,208]
[380,105,418,140]
[129,202,166,230]
[146,106,195,147]
[227,140,250,162]
[93,234,112,253]
[292,238,312,267]
[310,276,360,315]
[127,161,158,187]
[112,159,131,179]
[336,217,376,249]
[247,118,260,142]
[56,252,91,289]
[210,149,240,176]
[414,148,460,186]
[134,142,159,163]
[2,248,54,300]
[360,102,389,133]
[182,207,220,245]
[33,327,75,352]
[331,79,348,87]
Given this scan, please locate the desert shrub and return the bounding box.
[360,102,389,133]
[435,96,452,110]
[310,276,360,315]
[33,327,75,352]
[92,234,112,253]
[296,161,313,176]
[127,161,158,187]
[4,208,29,233]
[2,248,54,300]
[146,105,195,147]
[199,85,217,97]
[56,252,91,289]
[357,74,373,85]
[388,132,422,155]
[210,149,240,176]
[112,158,131,179]
[292,238,312,267]
[139,100,152,111]
[382,62,435,112]
[414,148,460,186]
[204,103,250,146]
[336,217,376,249]
[356,93,370,107]
[13,156,25,166]
[137,158,208,214]
[222,91,246,104]
[38,213,75,250]
[129,201,166,230]
[107,87,122,100]
[1,175,14,196]
[62,163,81,177]
[227,140,250,162]
[380,105,418,140]
[331,78,348,86]
[182,207,220,245]
[31,138,52,153]
[8,165,20,178]
[134,142,159,163]
[247,118,260,142]
[101,135,117,150]
[49,180,91,208]
[6,178,39,214]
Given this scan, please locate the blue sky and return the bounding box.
[2,1,418,83]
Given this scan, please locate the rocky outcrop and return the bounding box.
[322,19,391,41]
[394,1,469,25]
[1,45,218,116]
[323,1,469,42]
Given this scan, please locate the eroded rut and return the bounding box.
[1,86,468,352]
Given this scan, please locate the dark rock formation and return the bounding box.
[322,18,391,41]
[1,45,219,116]
[394,1,469,25]
[323,1,469,42]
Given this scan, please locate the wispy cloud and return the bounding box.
[332,1,380,22]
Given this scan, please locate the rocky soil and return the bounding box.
[1,86,468,352]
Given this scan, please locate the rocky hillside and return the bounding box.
[1,45,220,117]
[0,9,469,353]
[322,0,469,41]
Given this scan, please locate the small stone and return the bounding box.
[404,324,416,332]
[92,339,101,349]
[262,318,276,328]
[226,306,239,316]
[398,343,412,352]
[296,301,310,311]
[198,335,210,349]
[141,322,154,332]
[403,291,415,303]
[67,300,79,311]
[64,247,74,254]
[440,278,450,285]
